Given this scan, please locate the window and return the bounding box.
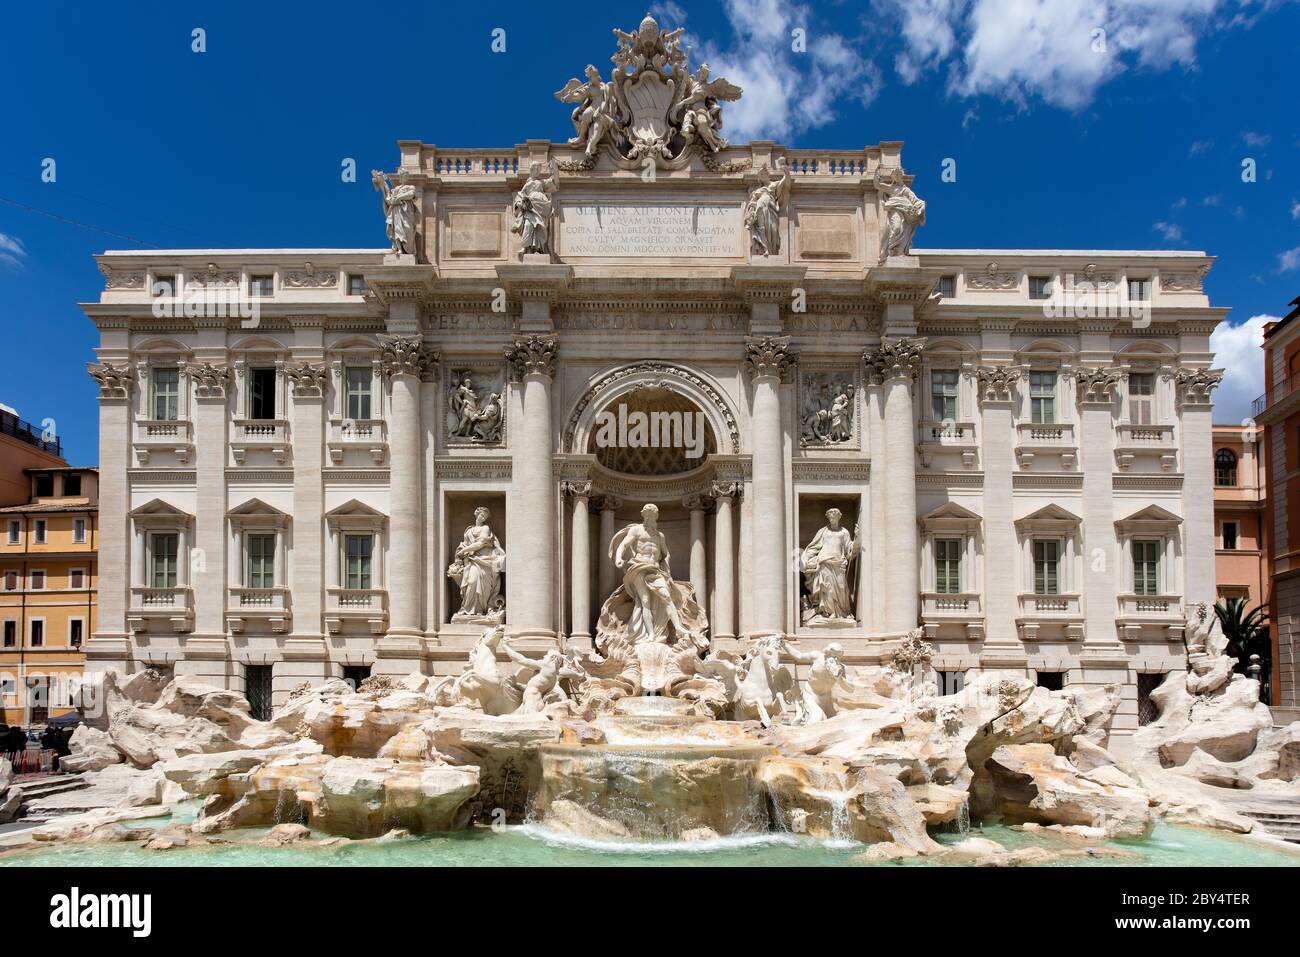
[69,619,83,647]
[1033,539,1060,595]
[930,370,959,422]
[936,670,964,695]
[1128,373,1154,425]
[34,519,47,543]
[1222,522,1239,551]
[70,568,85,589]
[63,473,81,496]
[151,533,179,588]
[345,367,372,421]
[935,538,962,594]
[6,520,18,544]
[248,274,274,297]
[2,571,16,591]
[344,534,373,589]
[348,275,368,296]
[34,474,54,497]
[30,570,45,590]
[153,367,180,421]
[936,275,955,299]
[30,620,44,647]
[1215,449,1238,487]
[1036,671,1065,691]
[247,533,276,589]
[249,368,277,420]
[1137,672,1165,726]
[1132,540,1160,595]
[245,665,273,721]
[152,274,176,297]
[1128,278,1151,301]
[1029,371,1056,424]
[1028,275,1054,300]
[0,678,13,695]
[2,621,14,647]
[73,518,87,543]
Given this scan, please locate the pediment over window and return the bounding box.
[919,501,982,532]
[228,497,291,527]
[1014,503,1082,532]
[324,499,387,519]
[129,498,194,525]
[1115,503,1182,534]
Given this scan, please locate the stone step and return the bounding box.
[1239,808,1300,844]
[14,775,87,801]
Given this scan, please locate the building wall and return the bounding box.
[0,430,66,507]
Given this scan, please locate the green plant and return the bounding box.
[1212,598,1271,676]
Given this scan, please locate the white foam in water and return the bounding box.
[512,822,860,855]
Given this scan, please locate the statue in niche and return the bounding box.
[780,639,850,722]
[874,166,926,263]
[371,168,418,256]
[801,377,854,446]
[511,160,559,255]
[603,503,706,648]
[744,159,792,256]
[556,65,626,161]
[799,508,858,625]
[448,507,506,623]
[447,372,503,444]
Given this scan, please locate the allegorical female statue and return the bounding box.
[875,166,926,263]
[447,507,506,623]
[371,168,418,256]
[744,158,792,256]
[799,508,858,625]
[511,160,559,255]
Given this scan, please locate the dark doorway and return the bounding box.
[245,665,273,721]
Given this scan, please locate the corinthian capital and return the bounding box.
[379,335,439,379]
[1075,367,1122,404]
[744,336,793,382]
[862,337,923,384]
[86,361,134,398]
[285,362,329,397]
[505,335,557,379]
[185,362,233,398]
[1174,367,1223,406]
[976,365,1020,403]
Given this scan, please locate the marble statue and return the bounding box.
[604,504,704,647]
[780,639,850,722]
[745,160,792,257]
[799,509,858,625]
[448,508,506,623]
[371,169,418,256]
[430,625,521,715]
[732,635,797,727]
[511,160,559,255]
[874,166,926,263]
[448,373,503,443]
[801,377,854,445]
[554,14,742,168]
[500,640,584,714]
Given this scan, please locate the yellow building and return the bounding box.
[0,467,96,726]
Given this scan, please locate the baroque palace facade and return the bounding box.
[82,16,1224,749]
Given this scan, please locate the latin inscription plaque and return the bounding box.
[559,204,741,258]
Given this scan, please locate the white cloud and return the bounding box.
[1279,246,1300,272]
[1242,130,1272,147]
[1290,199,1300,220]
[0,233,26,269]
[1189,139,1213,155]
[1153,221,1183,242]
[1202,194,1222,206]
[654,0,881,142]
[1210,313,1273,424]
[881,0,1240,109]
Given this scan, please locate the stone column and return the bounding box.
[684,495,709,612]
[1077,368,1124,649]
[710,483,738,641]
[976,366,1020,650]
[1177,369,1222,607]
[85,363,133,668]
[745,337,793,637]
[596,495,622,603]
[379,335,437,642]
[864,338,922,633]
[566,482,592,641]
[191,365,231,641]
[286,361,326,640]
[506,335,558,639]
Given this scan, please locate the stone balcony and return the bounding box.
[226,587,291,634]
[325,588,388,635]
[920,592,985,639]
[1014,422,1077,470]
[328,418,388,465]
[1114,423,1178,471]
[127,586,194,633]
[1116,593,1185,640]
[231,419,289,465]
[132,418,193,464]
[917,421,978,469]
[1016,592,1084,641]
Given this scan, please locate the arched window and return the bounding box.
[1215,448,1238,487]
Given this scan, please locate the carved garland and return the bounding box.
[563,361,741,453]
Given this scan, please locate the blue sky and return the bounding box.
[1,0,1297,465]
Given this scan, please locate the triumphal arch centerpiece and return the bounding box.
[85,14,1224,755]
